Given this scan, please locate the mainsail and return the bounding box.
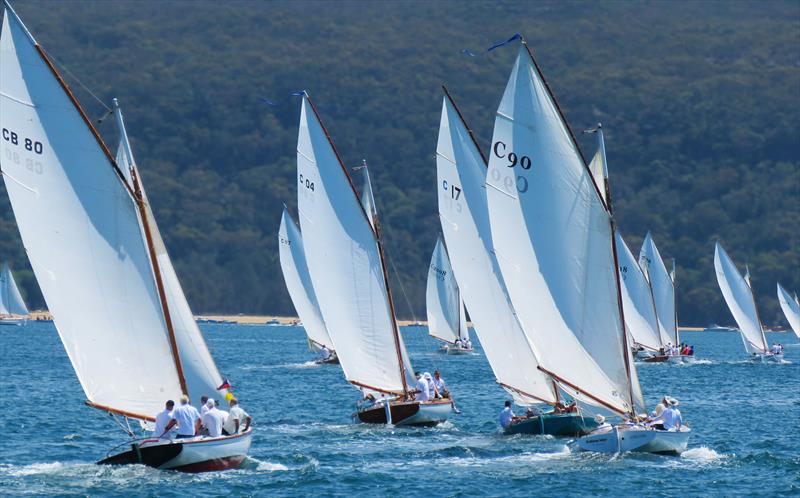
[296,94,412,395]
[0,6,225,420]
[0,262,28,315]
[278,207,335,351]
[425,236,467,344]
[436,90,556,405]
[777,283,800,338]
[639,232,678,345]
[714,243,768,354]
[484,43,642,415]
[616,232,662,352]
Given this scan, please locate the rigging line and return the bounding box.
[43,49,111,112]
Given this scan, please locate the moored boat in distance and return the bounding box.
[295,92,453,426]
[0,3,250,471]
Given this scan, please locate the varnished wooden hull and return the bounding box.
[355,399,453,426]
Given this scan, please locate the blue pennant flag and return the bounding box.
[487,33,522,52]
[290,90,307,97]
[460,48,477,57]
[259,97,277,106]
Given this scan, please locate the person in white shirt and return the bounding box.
[498,401,515,428]
[162,395,201,438]
[201,399,228,438]
[432,370,448,398]
[414,372,430,402]
[592,414,612,433]
[200,395,210,417]
[424,372,438,399]
[223,398,252,435]
[464,338,472,350]
[153,400,174,439]
[649,397,682,430]
[320,345,332,361]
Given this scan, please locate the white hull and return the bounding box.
[445,345,473,355]
[397,400,454,426]
[573,425,691,455]
[751,352,783,363]
[100,430,252,472]
[0,317,24,326]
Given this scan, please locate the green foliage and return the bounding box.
[2,1,797,326]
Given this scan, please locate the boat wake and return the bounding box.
[678,446,730,464]
[239,361,321,371]
[240,457,290,472]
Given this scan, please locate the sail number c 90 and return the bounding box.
[493,141,531,169]
[2,128,43,155]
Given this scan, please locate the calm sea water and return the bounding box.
[1,322,798,496]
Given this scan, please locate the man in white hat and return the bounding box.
[593,414,612,433]
[649,397,682,431]
[413,372,430,402]
[201,399,228,438]
[424,372,439,399]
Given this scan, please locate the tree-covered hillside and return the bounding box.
[1,1,798,326]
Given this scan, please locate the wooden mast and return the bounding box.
[303,94,409,397]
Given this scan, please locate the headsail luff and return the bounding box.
[616,232,663,352]
[714,243,768,354]
[296,94,411,396]
[484,41,641,416]
[0,6,185,420]
[777,283,800,338]
[437,88,557,406]
[278,207,335,351]
[639,232,678,346]
[425,236,466,345]
[113,101,225,404]
[0,262,28,315]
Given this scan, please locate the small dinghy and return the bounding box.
[0,262,28,326]
[0,4,250,471]
[714,244,776,361]
[278,209,338,364]
[483,38,690,454]
[426,237,474,355]
[294,93,452,426]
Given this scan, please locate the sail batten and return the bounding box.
[296,95,411,395]
[485,43,639,415]
[437,89,556,406]
[714,243,768,354]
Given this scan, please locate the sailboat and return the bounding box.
[295,92,453,426]
[0,262,28,325]
[714,243,780,362]
[278,207,338,364]
[484,40,690,453]
[639,233,693,363]
[0,4,251,470]
[437,87,595,436]
[426,236,472,354]
[777,283,800,339]
[615,232,667,362]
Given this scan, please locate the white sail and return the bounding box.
[0,8,183,419]
[436,92,556,405]
[425,236,466,344]
[0,262,28,315]
[296,95,411,395]
[616,232,662,351]
[359,162,377,231]
[638,233,677,346]
[777,283,800,339]
[113,102,225,406]
[485,44,641,415]
[714,243,767,354]
[278,207,335,350]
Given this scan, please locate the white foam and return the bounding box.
[681,446,729,462]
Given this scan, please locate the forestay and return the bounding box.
[437,92,556,405]
[0,262,28,315]
[114,102,225,406]
[616,232,662,352]
[278,207,335,350]
[484,44,641,415]
[714,243,767,354]
[639,233,677,346]
[296,95,412,395]
[777,283,800,338]
[0,8,182,419]
[425,236,467,344]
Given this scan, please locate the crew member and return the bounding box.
[202,399,228,437]
[153,400,174,439]
[223,398,252,435]
[162,394,201,439]
[499,400,515,428]
[414,372,430,402]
